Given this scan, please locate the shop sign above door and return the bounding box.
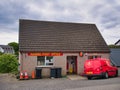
[28,52,63,56]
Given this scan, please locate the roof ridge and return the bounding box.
[19,19,95,25]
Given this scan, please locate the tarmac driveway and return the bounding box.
[0,74,120,90]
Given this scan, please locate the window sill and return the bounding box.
[36,65,53,68]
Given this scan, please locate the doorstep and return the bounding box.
[67,75,86,80]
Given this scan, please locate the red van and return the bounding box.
[83,58,118,80]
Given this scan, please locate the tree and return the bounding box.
[0,54,18,73]
[0,52,3,55]
[8,42,19,56]
[108,44,120,48]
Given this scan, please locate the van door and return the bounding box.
[105,60,116,76]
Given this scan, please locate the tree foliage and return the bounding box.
[0,52,3,55]
[8,42,19,56]
[108,44,120,48]
[0,54,18,73]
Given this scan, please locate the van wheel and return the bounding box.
[104,72,108,79]
[87,77,92,80]
[115,70,118,77]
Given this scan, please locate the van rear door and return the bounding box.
[84,60,101,74]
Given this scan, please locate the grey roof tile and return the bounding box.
[19,19,110,53]
[110,49,120,66]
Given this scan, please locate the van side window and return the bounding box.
[88,56,101,59]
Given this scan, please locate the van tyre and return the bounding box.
[104,72,108,79]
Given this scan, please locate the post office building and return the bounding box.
[19,19,110,77]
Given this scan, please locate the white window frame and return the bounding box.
[37,56,53,66]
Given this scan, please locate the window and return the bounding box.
[37,56,53,66]
[88,55,101,59]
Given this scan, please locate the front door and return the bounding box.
[66,56,77,74]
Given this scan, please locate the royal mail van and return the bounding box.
[83,58,118,80]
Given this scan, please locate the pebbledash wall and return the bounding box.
[19,19,110,77]
[19,52,109,77]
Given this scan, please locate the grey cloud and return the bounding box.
[0,0,120,44]
[90,0,120,30]
[0,0,29,24]
[101,16,120,29]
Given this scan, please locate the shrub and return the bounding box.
[0,54,18,74]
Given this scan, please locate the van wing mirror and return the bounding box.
[112,64,116,67]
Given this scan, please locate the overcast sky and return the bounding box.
[0,0,120,45]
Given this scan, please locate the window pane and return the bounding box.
[46,56,52,60]
[88,55,101,59]
[37,56,45,65]
[46,56,53,65]
[46,63,53,65]
[94,56,98,58]
[97,56,101,58]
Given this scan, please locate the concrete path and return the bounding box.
[67,75,86,80]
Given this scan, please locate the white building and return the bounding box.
[0,45,15,54]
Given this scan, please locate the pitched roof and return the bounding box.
[115,39,120,45]
[110,49,120,66]
[19,19,110,53]
[0,45,12,48]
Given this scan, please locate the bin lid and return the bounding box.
[51,67,61,69]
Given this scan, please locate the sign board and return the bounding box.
[28,52,63,56]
